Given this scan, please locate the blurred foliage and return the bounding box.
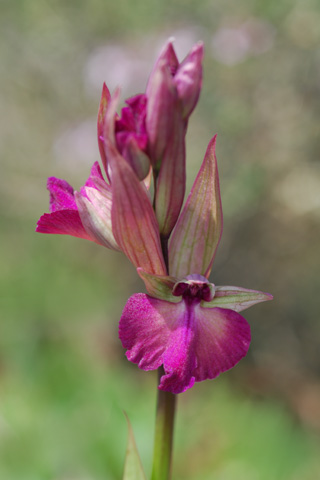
[1,0,320,478]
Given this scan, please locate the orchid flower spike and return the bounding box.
[36,39,272,395]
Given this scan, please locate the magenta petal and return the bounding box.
[158,310,196,394]
[37,167,109,244]
[36,210,92,240]
[120,293,196,393]
[159,305,250,393]
[193,306,251,382]
[47,177,77,212]
[119,294,174,370]
[83,161,105,190]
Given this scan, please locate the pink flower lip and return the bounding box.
[119,292,252,394]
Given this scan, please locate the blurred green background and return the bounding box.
[1,0,320,478]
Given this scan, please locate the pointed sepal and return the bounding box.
[147,40,179,84]
[122,413,147,480]
[146,57,177,168]
[174,41,204,119]
[169,135,222,278]
[99,88,121,180]
[137,268,179,302]
[97,83,111,174]
[203,286,273,312]
[105,139,167,275]
[154,111,186,237]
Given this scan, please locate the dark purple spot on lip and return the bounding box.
[172,278,215,303]
[201,284,213,302]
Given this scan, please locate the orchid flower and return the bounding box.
[118,136,272,394]
[36,161,119,251]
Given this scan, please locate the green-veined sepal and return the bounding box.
[202,285,273,312]
[137,268,180,303]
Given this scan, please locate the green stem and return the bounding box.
[151,185,176,480]
[151,367,177,480]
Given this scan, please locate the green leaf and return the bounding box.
[122,413,147,480]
